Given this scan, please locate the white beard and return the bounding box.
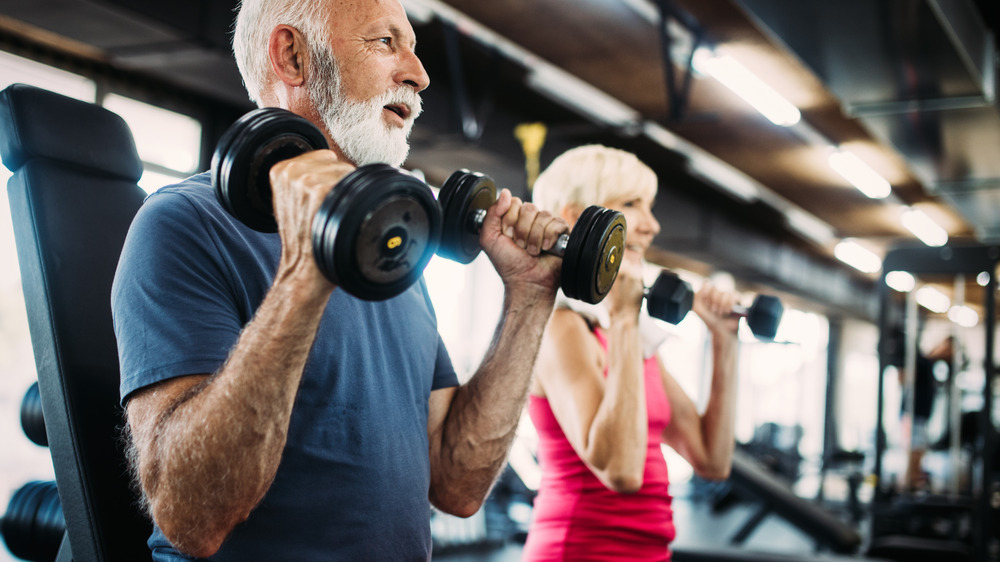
[307,44,422,167]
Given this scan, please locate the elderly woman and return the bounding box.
[523,145,743,561]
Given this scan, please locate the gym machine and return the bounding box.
[872,242,1000,562]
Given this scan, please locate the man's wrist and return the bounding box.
[503,281,557,310]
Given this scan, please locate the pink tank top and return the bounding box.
[522,327,675,561]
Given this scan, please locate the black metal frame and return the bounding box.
[653,0,704,123]
[441,21,503,141]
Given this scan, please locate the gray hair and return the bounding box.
[532,145,658,215]
[232,0,333,105]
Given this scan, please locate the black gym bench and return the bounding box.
[720,451,863,554]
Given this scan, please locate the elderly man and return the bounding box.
[112,0,566,559]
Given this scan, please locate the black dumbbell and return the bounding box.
[436,169,626,304]
[645,271,783,340]
[211,108,441,301]
[20,381,46,447]
[1,481,65,562]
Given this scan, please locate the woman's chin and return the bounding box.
[619,251,645,272]
[624,249,645,263]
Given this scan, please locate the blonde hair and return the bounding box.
[232,0,333,105]
[532,145,657,216]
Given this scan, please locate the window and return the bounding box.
[102,94,202,193]
[0,51,95,101]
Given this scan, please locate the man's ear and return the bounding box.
[268,24,307,87]
[561,203,586,230]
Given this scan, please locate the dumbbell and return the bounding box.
[645,271,783,340]
[20,381,46,447]
[211,107,441,301]
[436,169,626,304]
[1,480,65,562]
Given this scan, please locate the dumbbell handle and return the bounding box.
[470,208,570,257]
[643,296,750,319]
[680,301,771,322]
[731,304,751,318]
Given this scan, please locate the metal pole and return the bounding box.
[949,275,964,495]
[977,271,997,561]
[874,277,890,495]
[903,284,919,490]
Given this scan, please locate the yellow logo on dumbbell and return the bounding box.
[387,236,402,250]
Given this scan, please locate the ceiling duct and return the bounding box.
[736,0,1000,241]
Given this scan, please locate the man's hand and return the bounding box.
[427,190,566,516]
[268,149,355,288]
[478,188,564,295]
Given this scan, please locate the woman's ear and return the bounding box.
[561,203,586,230]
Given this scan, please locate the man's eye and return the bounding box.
[379,37,392,46]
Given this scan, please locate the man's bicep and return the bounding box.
[113,191,244,405]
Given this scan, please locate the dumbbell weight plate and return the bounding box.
[438,170,495,264]
[313,164,442,301]
[1,480,65,562]
[560,206,600,303]
[646,271,694,325]
[582,208,626,304]
[746,294,783,341]
[561,206,626,304]
[212,107,328,232]
[20,381,46,447]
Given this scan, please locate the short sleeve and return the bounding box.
[112,188,247,404]
[432,333,459,390]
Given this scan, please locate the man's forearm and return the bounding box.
[131,276,332,556]
[430,286,554,515]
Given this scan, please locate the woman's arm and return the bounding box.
[534,305,649,493]
[660,284,740,480]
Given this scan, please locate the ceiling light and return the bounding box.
[785,207,836,246]
[915,286,950,313]
[977,271,991,286]
[828,149,891,199]
[901,207,948,247]
[834,239,882,273]
[885,271,915,292]
[948,305,978,328]
[692,49,801,126]
[643,121,679,150]
[685,150,759,201]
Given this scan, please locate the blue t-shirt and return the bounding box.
[112,172,458,561]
